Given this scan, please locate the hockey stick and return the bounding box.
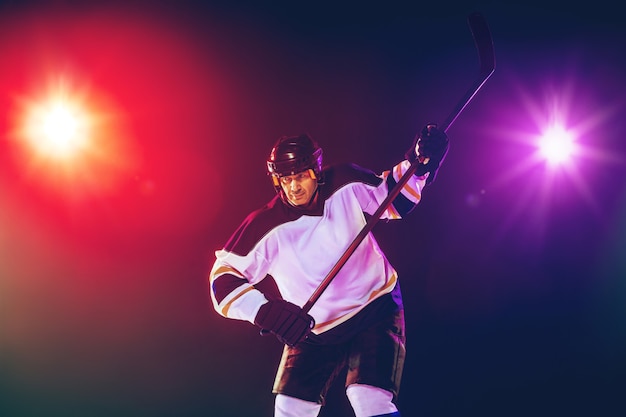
[302,12,495,314]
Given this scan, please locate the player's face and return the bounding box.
[279,170,317,206]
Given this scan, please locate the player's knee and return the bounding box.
[275,394,321,417]
[346,383,399,417]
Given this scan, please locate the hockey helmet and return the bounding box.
[266,134,323,189]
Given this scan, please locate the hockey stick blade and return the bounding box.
[441,12,495,132]
[302,12,496,314]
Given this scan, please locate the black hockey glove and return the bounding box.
[254,300,315,346]
[405,124,449,185]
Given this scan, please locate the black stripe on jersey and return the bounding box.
[212,274,248,304]
[223,163,384,258]
[213,273,283,304]
[385,171,417,217]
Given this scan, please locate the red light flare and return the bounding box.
[8,75,137,198]
[0,5,235,393]
[0,3,237,254]
[23,89,88,160]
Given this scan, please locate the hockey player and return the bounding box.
[209,125,449,417]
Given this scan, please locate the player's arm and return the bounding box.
[209,257,268,322]
[355,124,448,219]
[209,253,313,346]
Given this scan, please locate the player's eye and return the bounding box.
[296,172,309,180]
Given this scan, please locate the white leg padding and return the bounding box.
[275,394,321,417]
[346,383,398,417]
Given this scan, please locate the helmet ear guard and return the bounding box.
[271,174,280,188]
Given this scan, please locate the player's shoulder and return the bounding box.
[223,195,295,254]
[322,163,382,191]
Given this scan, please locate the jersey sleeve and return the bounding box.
[208,204,282,323]
[209,248,270,323]
[355,160,427,219]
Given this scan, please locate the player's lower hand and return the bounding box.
[254,300,315,346]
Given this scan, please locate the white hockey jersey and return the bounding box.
[210,161,426,334]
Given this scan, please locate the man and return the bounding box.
[209,125,449,417]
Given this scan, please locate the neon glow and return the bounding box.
[536,125,576,166]
[481,72,622,246]
[9,76,136,195]
[23,94,91,160]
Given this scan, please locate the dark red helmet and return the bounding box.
[267,134,323,188]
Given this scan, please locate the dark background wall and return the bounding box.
[1,1,624,416]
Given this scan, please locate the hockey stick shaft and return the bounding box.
[302,12,495,314]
